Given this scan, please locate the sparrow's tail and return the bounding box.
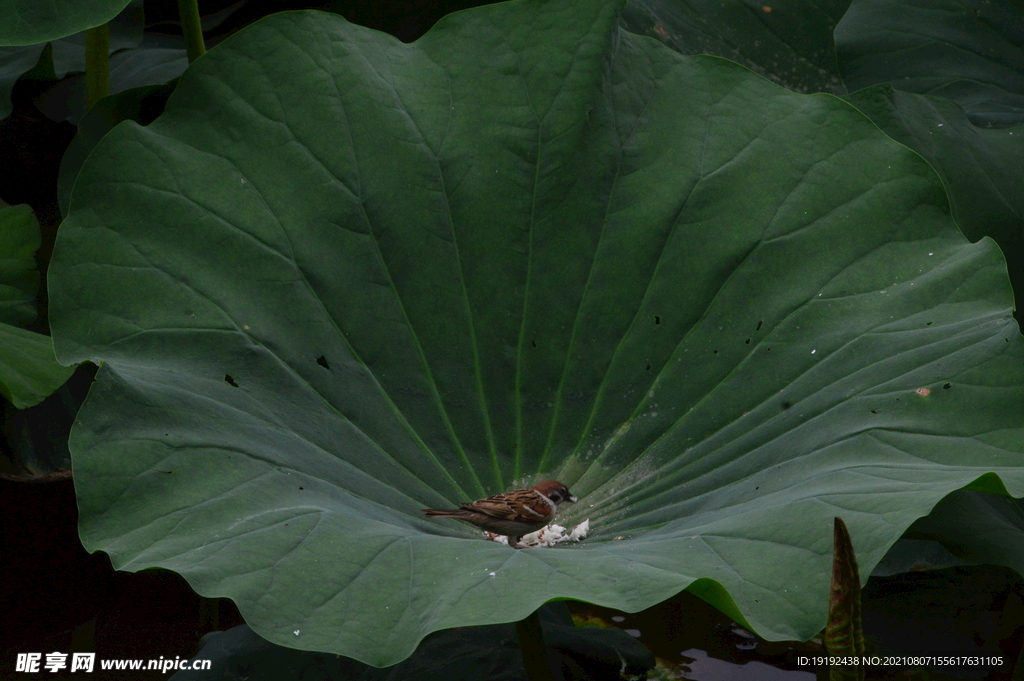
[421,508,468,518]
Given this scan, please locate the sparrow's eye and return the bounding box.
[549,491,562,502]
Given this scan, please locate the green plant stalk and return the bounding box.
[84,24,110,110]
[515,610,556,681]
[177,0,207,63]
[825,517,865,681]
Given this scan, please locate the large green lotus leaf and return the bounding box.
[49,0,1024,666]
[0,0,131,46]
[621,0,851,94]
[835,0,1024,128]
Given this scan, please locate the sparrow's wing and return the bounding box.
[462,493,518,519]
[465,491,548,523]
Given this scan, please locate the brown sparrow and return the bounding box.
[422,480,577,548]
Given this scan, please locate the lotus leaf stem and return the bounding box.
[177,0,207,63]
[84,24,109,110]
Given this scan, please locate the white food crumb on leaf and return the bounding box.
[484,520,590,548]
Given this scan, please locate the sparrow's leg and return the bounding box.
[511,536,524,549]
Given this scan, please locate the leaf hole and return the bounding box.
[713,350,718,355]
[317,355,330,369]
[780,401,792,410]
[224,374,239,387]
[645,363,651,371]
[654,316,661,325]
[943,383,951,389]
[744,338,751,345]
[531,340,537,348]
[870,410,878,414]
[756,320,763,331]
